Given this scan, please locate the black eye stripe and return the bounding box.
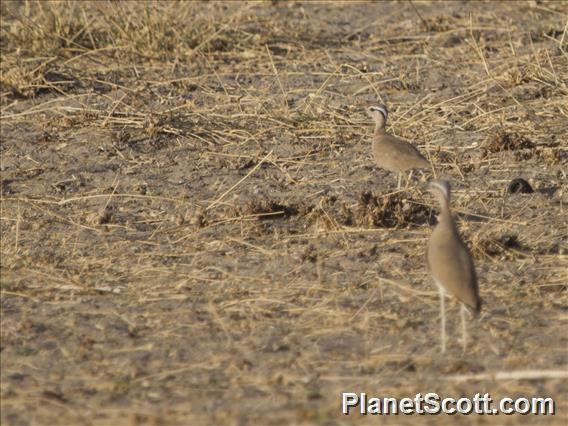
[430,182,450,199]
[369,106,388,119]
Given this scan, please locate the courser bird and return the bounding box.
[367,105,430,189]
[427,180,481,353]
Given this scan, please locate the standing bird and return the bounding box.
[427,180,481,353]
[367,105,430,189]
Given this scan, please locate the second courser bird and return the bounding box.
[367,105,430,189]
[427,180,481,353]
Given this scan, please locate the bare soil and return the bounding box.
[1,1,567,425]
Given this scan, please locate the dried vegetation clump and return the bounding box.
[225,191,430,231]
[471,233,524,260]
[354,191,431,228]
[232,196,299,220]
[513,145,567,164]
[482,128,534,155]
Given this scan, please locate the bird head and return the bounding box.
[367,105,388,128]
[428,180,451,206]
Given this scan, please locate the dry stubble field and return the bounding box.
[1,1,567,425]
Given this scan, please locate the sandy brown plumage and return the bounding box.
[427,180,481,353]
[427,203,480,312]
[367,105,430,187]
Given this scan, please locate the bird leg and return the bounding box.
[405,170,414,189]
[460,304,468,354]
[397,173,402,189]
[439,287,446,353]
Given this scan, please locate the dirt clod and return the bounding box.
[507,178,534,194]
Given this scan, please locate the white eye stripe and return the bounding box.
[370,106,388,120]
[430,181,450,199]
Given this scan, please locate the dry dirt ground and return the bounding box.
[1,1,567,425]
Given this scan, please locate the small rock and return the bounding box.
[507,178,533,194]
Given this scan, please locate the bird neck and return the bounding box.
[374,124,386,136]
[437,199,453,223]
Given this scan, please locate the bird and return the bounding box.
[367,105,430,189]
[427,180,481,353]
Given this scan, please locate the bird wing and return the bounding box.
[377,135,430,170]
[428,225,480,311]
